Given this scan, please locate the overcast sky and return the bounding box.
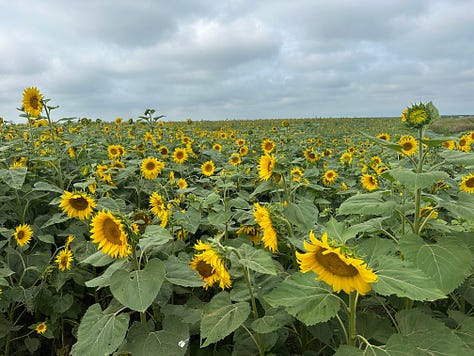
[1,0,473,122]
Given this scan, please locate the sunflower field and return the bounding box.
[1,88,473,355]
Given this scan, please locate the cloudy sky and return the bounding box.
[1,0,473,122]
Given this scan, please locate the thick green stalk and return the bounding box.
[348,291,358,347]
[413,128,424,234]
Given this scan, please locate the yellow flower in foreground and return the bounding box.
[253,203,278,252]
[258,154,276,181]
[55,248,73,271]
[173,147,188,164]
[322,169,338,186]
[59,191,97,220]
[141,157,165,179]
[296,232,377,295]
[460,173,474,194]
[90,210,131,258]
[201,160,215,176]
[398,135,418,156]
[22,87,43,117]
[361,174,378,191]
[14,224,33,247]
[35,322,47,335]
[189,240,231,290]
[457,135,472,152]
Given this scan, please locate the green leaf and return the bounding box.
[165,255,204,287]
[207,210,233,225]
[324,217,355,243]
[200,291,251,347]
[33,181,64,194]
[110,258,165,312]
[0,167,27,190]
[283,199,318,231]
[440,149,474,167]
[386,309,471,355]
[79,250,115,267]
[264,272,341,325]
[338,191,396,216]
[386,168,448,190]
[96,197,126,212]
[439,192,474,221]
[372,256,446,301]
[357,237,397,268]
[139,225,173,251]
[85,259,127,289]
[173,207,201,234]
[41,213,70,228]
[455,316,474,350]
[251,311,293,334]
[237,243,277,275]
[400,234,473,294]
[70,303,129,356]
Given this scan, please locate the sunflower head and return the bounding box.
[262,139,276,153]
[35,322,47,335]
[141,157,164,180]
[59,191,97,220]
[376,133,391,141]
[460,173,474,194]
[90,210,131,258]
[173,147,188,164]
[402,102,439,128]
[201,160,216,176]
[258,154,276,181]
[14,224,33,247]
[361,174,378,191]
[55,248,74,271]
[22,87,44,117]
[322,169,338,186]
[398,135,418,156]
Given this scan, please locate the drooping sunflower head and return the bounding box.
[460,173,474,194]
[262,139,276,153]
[322,169,338,186]
[201,160,216,176]
[189,240,231,290]
[22,87,44,117]
[141,157,164,180]
[59,191,97,220]
[361,174,378,191]
[173,147,188,164]
[253,203,278,252]
[296,232,377,295]
[131,210,152,234]
[13,224,33,247]
[149,192,166,217]
[90,210,131,259]
[258,154,276,181]
[237,225,261,244]
[398,135,418,156]
[55,248,74,271]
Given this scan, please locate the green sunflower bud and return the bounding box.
[402,101,440,128]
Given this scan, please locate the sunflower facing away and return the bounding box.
[22,87,44,117]
[398,135,418,156]
[201,160,216,176]
[90,210,131,258]
[253,203,278,252]
[55,248,73,271]
[258,154,276,181]
[460,173,474,194]
[361,174,378,191]
[173,147,188,164]
[59,191,97,220]
[14,224,33,247]
[141,157,165,180]
[189,240,231,290]
[296,232,377,295]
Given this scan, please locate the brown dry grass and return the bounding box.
[431,116,474,135]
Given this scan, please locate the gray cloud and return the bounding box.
[1,0,473,122]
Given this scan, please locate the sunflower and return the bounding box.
[235,138,246,146]
[22,87,43,117]
[201,160,215,176]
[35,322,47,335]
[107,145,121,159]
[262,139,276,153]
[253,203,278,252]
[229,153,241,166]
[239,145,249,156]
[90,210,131,258]
[420,206,438,219]
[189,240,231,290]
[55,248,73,271]
[398,135,418,156]
[59,191,97,220]
[212,143,223,151]
[322,169,338,186]
[141,157,164,180]
[290,167,304,182]
[296,232,377,295]
[158,145,169,158]
[339,152,352,165]
[442,140,455,150]
[457,135,472,152]
[361,174,378,191]
[13,224,33,247]
[460,173,474,194]
[376,133,390,141]
[237,225,261,244]
[173,147,188,164]
[149,192,166,217]
[258,154,276,181]
[305,150,319,163]
[177,178,188,189]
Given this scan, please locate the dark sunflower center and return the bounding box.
[402,142,413,150]
[196,260,213,278]
[176,151,184,159]
[327,172,334,179]
[205,164,212,172]
[110,148,118,155]
[30,96,40,109]
[103,218,122,244]
[17,230,25,239]
[459,139,466,146]
[146,162,156,170]
[60,254,69,265]
[315,249,359,277]
[264,143,273,151]
[369,177,376,185]
[466,177,474,188]
[70,196,89,211]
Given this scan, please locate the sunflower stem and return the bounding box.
[348,291,358,347]
[413,127,425,234]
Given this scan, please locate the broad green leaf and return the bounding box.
[207,210,233,225]
[357,237,397,268]
[200,291,251,347]
[372,256,446,301]
[85,259,127,289]
[96,197,126,212]
[337,191,396,216]
[386,168,448,190]
[439,192,474,221]
[0,167,27,190]
[360,132,404,152]
[110,258,165,312]
[173,207,201,234]
[283,199,318,231]
[33,181,64,194]
[165,255,204,287]
[440,149,474,167]
[251,311,293,334]
[385,309,471,355]
[139,225,173,251]
[400,234,473,294]
[264,272,341,325]
[335,345,386,356]
[250,180,276,198]
[324,217,355,243]
[456,316,474,350]
[70,303,129,356]
[79,249,115,267]
[41,213,70,228]
[237,243,277,275]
